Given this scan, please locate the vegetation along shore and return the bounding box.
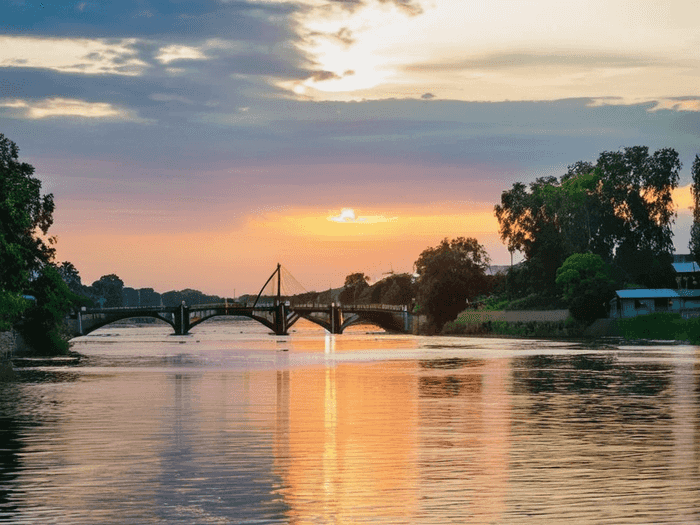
[3,129,700,358]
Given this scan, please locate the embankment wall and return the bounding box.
[456,310,571,324]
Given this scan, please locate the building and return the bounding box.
[672,254,700,289]
[609,289,700,319]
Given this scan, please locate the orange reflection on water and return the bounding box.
[274,352,512,523]
[275,360,420,522]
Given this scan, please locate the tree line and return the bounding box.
[55,263,229,309]
[3,129,699,348]
[0,133,229,354]
[338,146,700,330]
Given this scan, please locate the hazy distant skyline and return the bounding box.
[3,0,700,295]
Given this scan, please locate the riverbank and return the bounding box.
[441,309,590,338]
[442,309,700,344]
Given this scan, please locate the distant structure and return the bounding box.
[609,254,700,318]
[673,254,700,289]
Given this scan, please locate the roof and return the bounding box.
[615,289,678,299]
[614,289,700,299]
[673,262,700,273]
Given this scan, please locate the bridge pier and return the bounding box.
[329,304,343,334]
[273,303,288,336]
[173,304,191,335]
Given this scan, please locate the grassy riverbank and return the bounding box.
[614,313,700,344]
[443,309,700,343]
[442,312,589,338]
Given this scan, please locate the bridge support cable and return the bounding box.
[252,264,309,308]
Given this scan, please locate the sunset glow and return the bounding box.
[3,0,699,295]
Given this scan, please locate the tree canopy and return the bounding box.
[339,272,370,304]
[495,146,681,292]
[414,237,490,327]
[0,133,55,295]
[689,155,700,263]
[555,253,615,321]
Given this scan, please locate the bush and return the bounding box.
[615,313,700,343]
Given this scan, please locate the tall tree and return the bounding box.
[90,274,124,307]
[339,272,369,304]
[414,237,490,328]
[495,146,681,292]
[689,155,700,263]
[0,133,55,295]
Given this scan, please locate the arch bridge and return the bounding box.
[66,265,418,337]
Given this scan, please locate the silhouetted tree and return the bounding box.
[90,274,124,307]
[339,272,369,304]
[689,155,700,263]
[415,237,490,328]
[496,146,681,293]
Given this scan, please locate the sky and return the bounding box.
[3,0,700,296]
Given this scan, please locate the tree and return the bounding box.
[339,272,369,304]
[414,237,490,328]
[0,134,55,294]
[21,265,80,353]
[555,253,616,321]
[90,274,124,307]
[495,146,681,293]
[0,133,58,331]
[689,155,700,263]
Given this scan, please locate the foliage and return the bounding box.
[0,291,29,331]
[0,133,56,295]
[441,315,588,338]
[90,274,124,307]
[414,237,491,328]
[495,146,681,294]
[20,265,80,354]
[615,312,700,343]
[161,288,224,306]
[339,272,370,304]
[555,253,616,321]
[689,155,700,263]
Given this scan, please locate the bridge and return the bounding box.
[65,265,419,337]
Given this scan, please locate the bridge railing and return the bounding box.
[289,303,410,311]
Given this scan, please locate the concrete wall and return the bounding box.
[456,310,570,324]
[0,330,15,361]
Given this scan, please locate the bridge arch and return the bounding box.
[187,312,276,333]
[340,311,407,333]
[72,312,175,337]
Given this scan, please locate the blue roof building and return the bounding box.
[609,288,700,318]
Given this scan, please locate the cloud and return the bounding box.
[271,0,700,103]
[588,97,700,113]
[155,44,207,64]
[0,97,147,121]
[0,36,148,76]
[328,208,397,223]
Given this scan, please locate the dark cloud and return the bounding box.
[2,1,295,42]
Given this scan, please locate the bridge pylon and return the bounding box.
[173,303,190,335]
[273,302,288,336]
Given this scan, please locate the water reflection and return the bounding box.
[1,327,699,524]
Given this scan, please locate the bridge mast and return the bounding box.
[253,263,281,308]
[277,263,281,306]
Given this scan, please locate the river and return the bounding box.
[1,318,698,524]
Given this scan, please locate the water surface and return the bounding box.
[1,319,699,524]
